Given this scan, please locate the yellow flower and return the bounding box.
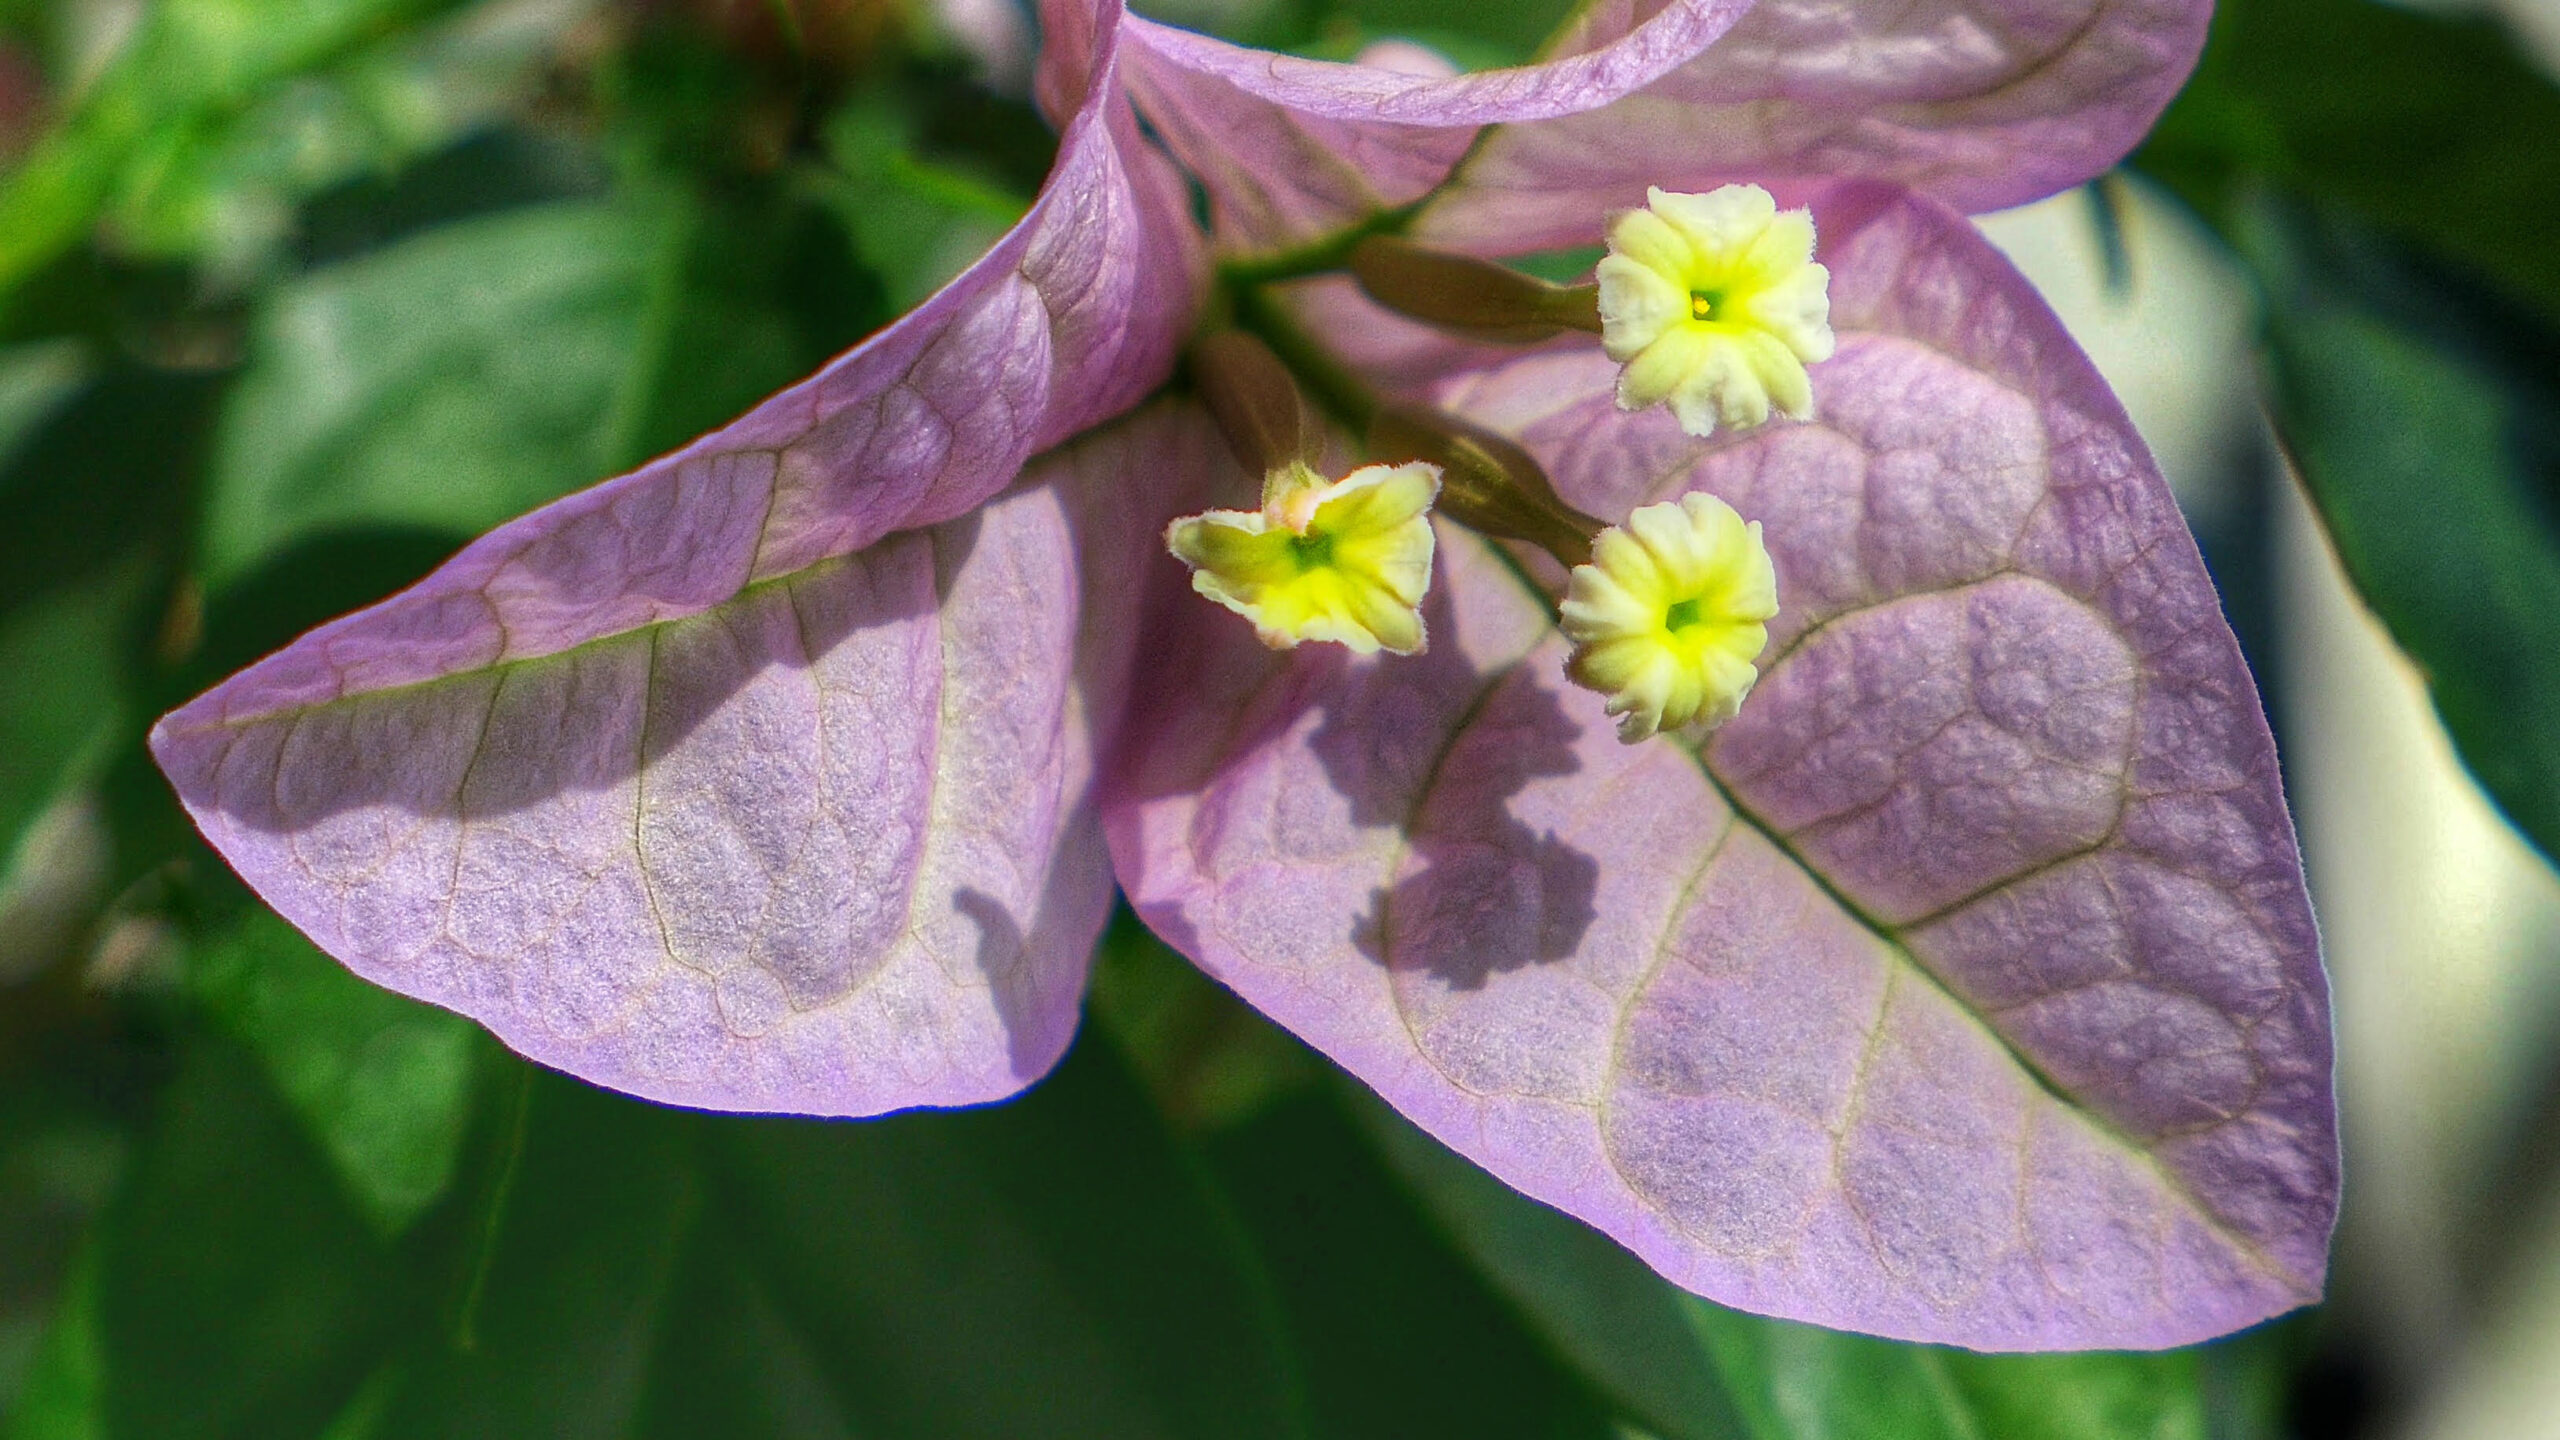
[1166,459,1441,655]
[1596,185,1835,438]
[1559,492,1777,742]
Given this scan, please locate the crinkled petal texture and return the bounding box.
[149,0,1209,1116]
[1104,186,2336,1350]
[1122,0,2210,254]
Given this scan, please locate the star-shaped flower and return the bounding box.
[1560,491,1779,740]
[1168,457,1441,654]
[1597,184,1836,436]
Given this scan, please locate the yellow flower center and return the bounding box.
[1288,530,1336,568]
[1596,185,1836,439]
[1166,459,1443,656]
[1558,491,1778,742]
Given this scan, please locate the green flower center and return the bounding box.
[1687,289,1720,322]
[1288,530,1338,569]
[1663,596,1705,631]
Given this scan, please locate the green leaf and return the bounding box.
[636,1227,865,1440]
[95,1037,409,1440]
[22,975,1335,1440]
[1683,1310,2207,1440]
[0,574,131,885]
[1933,1350,2210,1440]
[1094,921,1627,1439]
[98,0,587,282]
[0,363,214,879]
[0,368,217,618]
[0,343,88,466]
[608,177,886,464]
[368,1068,700,1440]
[1360,1097,2212,1440]
[707,1030,1310,1440]
[0,1089,126,1429]
[2235,197,2560,867]
[1187,0,1576,65]
[188,907,481,1236]
[2140,0,2560,324]
[1088,906,1323,1133]
[201,199,667,582]
[1350,1093,1748,1440]
[204,175,881,585]
[1201,1088,1626,1440]
[335,1033,1309,1438]
[0,0,469,302]
[313,1367,404,1440]
[2,1246,104,1440]
[817,96,1026,313]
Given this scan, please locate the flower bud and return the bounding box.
[1368,404,1600,568]
[1349,235,1602,344]
[1191,329,1320,474]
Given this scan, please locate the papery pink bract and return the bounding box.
[155,408,1216,1113]
[153,0,2334,1351]
[1122,0,2210,254]
[1108,186,2330,1349]
[149,1,1204,1112]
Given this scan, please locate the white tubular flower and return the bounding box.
[1166,459,1442,655]
[1559,491,1778,742]
[1596,185,1835,438]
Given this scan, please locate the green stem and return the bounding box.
[1216,201,1425,287]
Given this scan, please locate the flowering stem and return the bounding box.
[1215,201,1426,287]
[1370,403,1601,567]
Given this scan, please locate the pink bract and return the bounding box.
[1114,186,2328,1348]
[153,0,2331,1350]
[1122,0,2210,253]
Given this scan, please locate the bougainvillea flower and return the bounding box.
[1166,457,1441,654]
[1596,185,1835,436]
[1559,491,1779,740]
[151,0,2336,1351]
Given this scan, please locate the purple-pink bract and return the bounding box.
[151,0,2333,1350]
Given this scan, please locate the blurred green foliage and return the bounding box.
[1367,1091,2246,1440]
[2144,0,2560,326]
[2236,198,2560,877]
[190,908,480,1235]
[0,0,482,298]
[0,0,2553,1434]
[2140,0,2560,868]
